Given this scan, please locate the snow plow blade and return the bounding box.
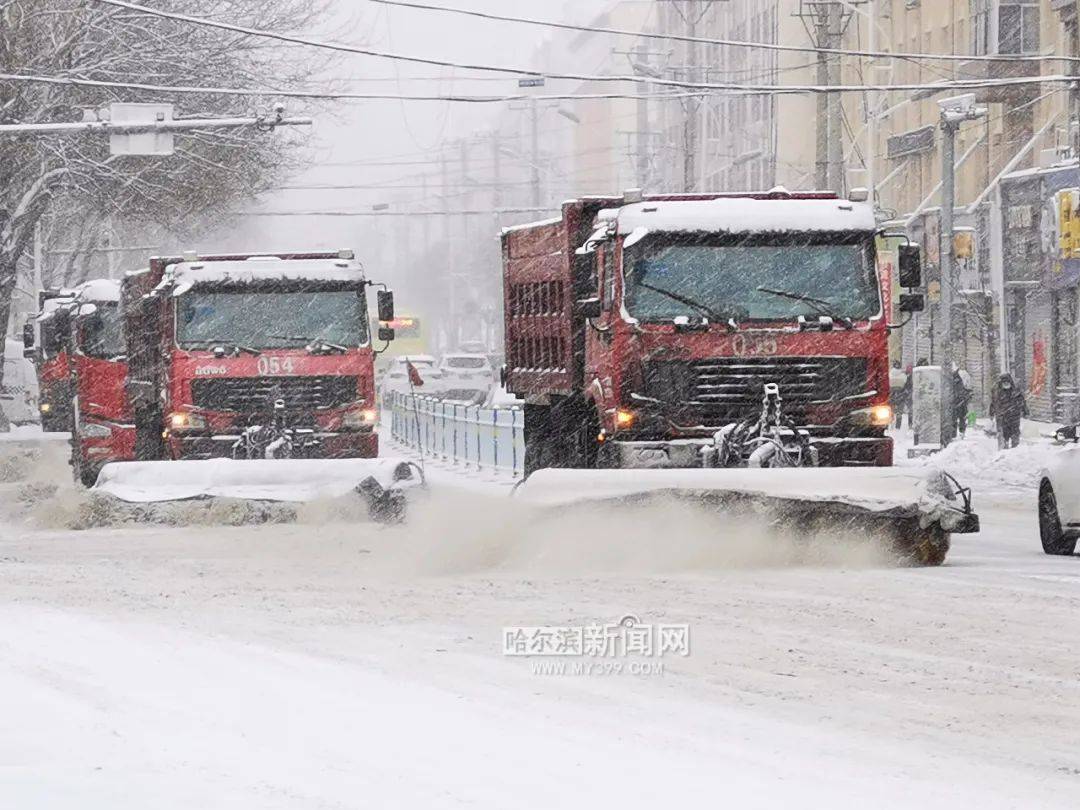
[92,458,424,523]
[514,467,979,565]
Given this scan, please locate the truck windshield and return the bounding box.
[81,303,126,359]
[177,290,369,350]
[623,234,880,323]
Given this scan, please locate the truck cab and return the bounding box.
[503,191,921,472]
[68,279,134,486]
[27,289,76,432]
[125,252,393,462]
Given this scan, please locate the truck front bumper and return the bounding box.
[168,430,378,461]
[607,435,893,469]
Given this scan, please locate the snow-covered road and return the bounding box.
[1,440,1078,808]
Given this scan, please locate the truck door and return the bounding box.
[584,242,617,403]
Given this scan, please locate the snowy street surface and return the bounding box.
[2,437,1079,808]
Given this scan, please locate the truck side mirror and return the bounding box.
[378,326,395,343]
[22,322,35,357]
[899,292,925,313]
[898,245,922,288]
[577,297,602,319]
[377,290,394,322]
[53,308,71,347]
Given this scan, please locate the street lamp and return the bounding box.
[937,94,988,446]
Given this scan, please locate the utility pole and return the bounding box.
[684,0,700,192]
[530,98,542,208]
[32,221,43,293]
[635,45,652,188]
[940,117,958,446]
[826,2,844,193]
[938,94,988,446]
[491,132,503,210]
[814,12,830,189]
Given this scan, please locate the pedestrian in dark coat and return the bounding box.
[989,373,1028,449]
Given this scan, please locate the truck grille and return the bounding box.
[645,357,868,426]
[191,376,359,412]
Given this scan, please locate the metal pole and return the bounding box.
[866,0,877,203]
[530,98,541,208]
[815,12,829,189]
[940,117,957,446]
[827,2,844,194]
[635,45,651,188]
[684,0,699,193]
[32,221,43,293]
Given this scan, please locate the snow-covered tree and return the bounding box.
[0,0,333,394]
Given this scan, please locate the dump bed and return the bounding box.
[502,198,620,396]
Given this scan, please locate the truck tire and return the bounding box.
[524,404,554,476]
[1039,481,1076,556]
[910,526,950,567]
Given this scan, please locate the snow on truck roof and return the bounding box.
[156,257,366,295]
[615,197,876,236]
[73,278,121,303]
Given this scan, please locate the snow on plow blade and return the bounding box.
[93,458,424,523]
[514,467,979,565]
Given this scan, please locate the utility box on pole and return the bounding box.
[911,365,944,454]
[108,103,175,156]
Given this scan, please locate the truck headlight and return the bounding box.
[614,408,637,430]
[848,405,893,427]
[39,402,52,414]
[343,408,378,429]
[79,422,112,439]
[168,411,207,431]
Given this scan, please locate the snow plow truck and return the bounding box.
[89,251,422,521]
[64,279,134,486]
[504,190,979,564]
[24,288,76,432]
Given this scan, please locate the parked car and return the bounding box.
[1,338,39,426]
[381,355,442,404]
[1038,424,1080,556]
[438,353,495,402]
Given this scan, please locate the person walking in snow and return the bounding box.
[989,373,1028,449]
[952,364,974,438]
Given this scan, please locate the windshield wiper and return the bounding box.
[755,287,854,330]
[185,339,261,356]
[269,335,348,354]
[634,281,729,324]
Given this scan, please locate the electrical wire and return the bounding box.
[77,1,1080,95]
[4,70,1076,101]
[369,0,1080,68]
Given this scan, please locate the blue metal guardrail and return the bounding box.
[390,391,525,477]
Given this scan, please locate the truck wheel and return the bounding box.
[524,404,553,475]
[899,525,949,566]
[571,405,602,469]
[1039,481,1076,556]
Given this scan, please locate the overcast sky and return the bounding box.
[211,1,605,251]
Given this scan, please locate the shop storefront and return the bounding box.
[1000,161,1080,423]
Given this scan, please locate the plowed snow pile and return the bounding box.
[902,431,1058,493]
[383,490,896,574]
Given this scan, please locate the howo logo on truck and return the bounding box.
[195,365,228,376]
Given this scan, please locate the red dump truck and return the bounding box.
[66,279,134,486]
[24,289,76,432]
[122,251,394,463]
[502,190,924,473]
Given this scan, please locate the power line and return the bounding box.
[79,0,1080,96]
[5,70,1077,103]
[370,0,1080,68]
[239,207,553,217]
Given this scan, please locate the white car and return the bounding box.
[438,353,495,402]
[381,355,443,403]
[1038,426,1080,556]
